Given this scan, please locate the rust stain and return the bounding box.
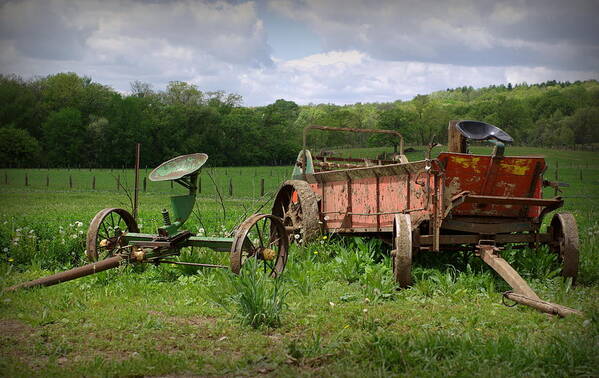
[500,159,530,176]
[451,156,482,173]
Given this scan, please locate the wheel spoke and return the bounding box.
[255,221,265,248]
[269,236,281,248]
[101,222,110,238]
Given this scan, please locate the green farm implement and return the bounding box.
[6,153,289,291]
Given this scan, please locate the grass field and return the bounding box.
[1,146,598,377]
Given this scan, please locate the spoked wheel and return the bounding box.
[86,208,139,262]
[272,180,320,244]
[550,212,580,280]
[392,214,413,288]
[230,214,289,277]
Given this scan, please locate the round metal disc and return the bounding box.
[149,153,208,182]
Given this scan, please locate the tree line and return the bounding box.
[0,72,597,168]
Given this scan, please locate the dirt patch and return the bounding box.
[0,318,48,370]
[0,318,34,340]
[170,315,218,328]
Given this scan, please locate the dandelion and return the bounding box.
[363,308,368,313]
[322,235,328,240]
[75,221,83,227]
[294,234,300,240]
[198,227,205,235]
[78,230,84,235]
[71,234,78,239]
[2,247,7,252]
[313,250,319,255]
[8,257,14,262]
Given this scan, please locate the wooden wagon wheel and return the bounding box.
[392,213,413,288]
[550,212,580,280]
[86,208,139,262]
[230,214,289,277]
[272,180,320,244]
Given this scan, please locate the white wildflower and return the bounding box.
[75,221,83,227]
[71,234,77,239]
[2,247,8,252]
[294,234,300,240]
[29,229,35,234]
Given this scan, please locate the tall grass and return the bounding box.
[206,259,288,329]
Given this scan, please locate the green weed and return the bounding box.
[207,260,288,329]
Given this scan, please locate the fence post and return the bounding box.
[25,173,28,186]
[260,178,265,197]
[92,176,96,190]
[143,177,147,192]
[229,178,233,197]
[69,175,73,189]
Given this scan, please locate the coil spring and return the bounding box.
[161,209,171,226]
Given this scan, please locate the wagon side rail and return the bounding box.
[444,191,563,223]
[302,125,406,166]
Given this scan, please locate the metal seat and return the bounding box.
[149,153,208,182]
[456,120,513,143]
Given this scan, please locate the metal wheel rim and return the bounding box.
[392,213,412,288]
[230,214,289,277]
[550,212,580,279]
[86,208,139,262]
[272,180,320,244]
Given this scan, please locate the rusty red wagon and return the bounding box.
[272,121,580,316]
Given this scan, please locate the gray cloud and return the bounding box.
[269,0,599,71]
[0,0,597,105]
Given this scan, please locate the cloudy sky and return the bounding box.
[1,0,598,105]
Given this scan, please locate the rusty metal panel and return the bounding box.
[321,180,348,229]
[308,160,435,232]
[351,177,377,229]
[438,153,546,217]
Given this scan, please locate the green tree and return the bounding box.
[0,127,41,168]
[42,107,86,167]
